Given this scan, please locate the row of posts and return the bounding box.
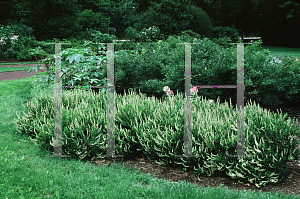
[45,41,252,159]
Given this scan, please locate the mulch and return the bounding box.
[0,63,46,82]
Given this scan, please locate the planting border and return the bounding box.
[45,41,253,160]
[174,42,253,158]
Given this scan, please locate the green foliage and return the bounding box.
[210,36,235,49]
[44,15,82,41]
[29,46,50,61]
[17,0,83,41]
[0,23,44,61]
[136,26,161,43]
[76,9,109,31]
[3,47,15,60]
[184,4,214,38]
[13,88,300,188]
[131,33,299,107]
[28,41,110,89]
[130,1,212,40]
[28,31,300,108]
[104,0,141,39]
[81,28,117,44]
[132,0,196,38]
[174,30,204,39]
[114,40,137,52]
[243,45,300,106]
[14,36,43,61]
[0,24,18,60]
[210,25,242,43]
[123,26,139,41]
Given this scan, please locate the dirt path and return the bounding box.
[0,63,46,82]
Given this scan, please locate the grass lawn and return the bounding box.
[0,65,35,73]
[0,45,299,198]
[260,45,300,59]
[0,61,42,73]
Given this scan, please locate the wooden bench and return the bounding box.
[238,37,261,43]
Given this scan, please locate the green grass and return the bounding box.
[0,61,41,66]
[1,74,300,198]
[260,45,300,59]
[0,65,35,73]
[0,61,42,73]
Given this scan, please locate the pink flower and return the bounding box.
[190,86,198,95]
[166,90,173,95]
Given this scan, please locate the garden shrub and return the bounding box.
[136,26,161,43]
[76,9,109,31]
[3,47,15,60]
[81,28,117,44]
[0,32,42,61]
[0,24,19,60]
[184,4,214,38]
[131,0,208,39]
[173,30,204,40]
[123,26,139,42]
[130,34,299,107]
[13,88,300,188]
[0,22,78,61]
[29,31,299,107]
[210,26,242,43]
[242,45,300,106]
[114,40,137,52]
[209,36,237,49]
[12,36,42,61]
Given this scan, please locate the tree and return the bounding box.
[7,0,115,41]
[102,0,141,38]
[190,0,300,47]
[0,0,30,25]
[77,9,110,31]
[184,4,214,38]
[9,0,82,40]
[131,0,213,38]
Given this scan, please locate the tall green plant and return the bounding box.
[28,41,110,91]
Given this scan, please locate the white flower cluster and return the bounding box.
[137,26,160,41]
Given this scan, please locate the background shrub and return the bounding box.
[184,4,214,38]
[210,26,243,43]
[0,24,18,60]
[131,0,212,40]
[136,26,161,43]
[113,33,299,107]
[76,9,109,31]
[0,23,44,61]
[29,31,299,108]
[104,0,141,39]
[4,47,15,60]
[123,26,139,42]
[81,29,117,44]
